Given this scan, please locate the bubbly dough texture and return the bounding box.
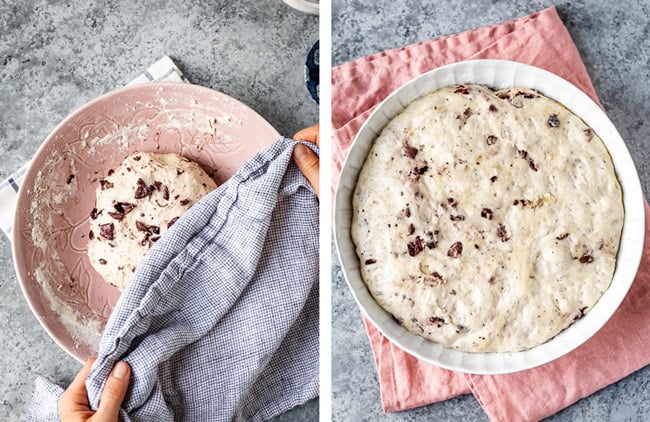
[88,153,217,289]
[351,84,624,352]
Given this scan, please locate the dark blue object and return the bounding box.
[305,40,319,104]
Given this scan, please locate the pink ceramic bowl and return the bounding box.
[12,82,279,362]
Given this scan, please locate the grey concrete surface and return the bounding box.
[0,1,318,420]
[332,0,650,421]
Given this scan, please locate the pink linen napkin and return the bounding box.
[332,7,650,421]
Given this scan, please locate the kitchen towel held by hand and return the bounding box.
[29,137,319,421]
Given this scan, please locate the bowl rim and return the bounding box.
[333,59,645,374]
[12,81,280,363]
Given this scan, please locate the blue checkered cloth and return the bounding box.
[28,137,319,421]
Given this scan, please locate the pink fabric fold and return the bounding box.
[332,7,650,421]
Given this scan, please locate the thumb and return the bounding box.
[58,359,95,418]
[94,361,131,421]
[292,143,320,198]
[293,123,320,146]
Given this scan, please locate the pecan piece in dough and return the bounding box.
[134,178,151,199]
[407,237,424,257]
[447,241,463,258]
[99,223,114,240]
[481,208,493,220]
[402,145,418,158]
[454,85,470,95]
[579,254,594,264]
[548,114,560,127]
[497,224,509,242]
[429,316,446,327]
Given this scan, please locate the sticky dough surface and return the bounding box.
[351,84,624,352]
[88,152,217,289]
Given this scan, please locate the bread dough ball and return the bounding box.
[87,152,217,289]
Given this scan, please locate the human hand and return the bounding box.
[292,123,320,198]
[59,359,131,422]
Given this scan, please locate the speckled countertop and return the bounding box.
[332,0,650,421]
[0,1,318,420]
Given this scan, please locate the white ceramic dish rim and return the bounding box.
[334,59,645,374]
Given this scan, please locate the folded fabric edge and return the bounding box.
[126,55,189,86]
[27,376,65,421]
[247,377,320,421]
[361,315,473,414]
[0,160,31,239]
[332,6,555,76]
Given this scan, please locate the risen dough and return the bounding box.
[351,84,624,352]
[88,152,217,289]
